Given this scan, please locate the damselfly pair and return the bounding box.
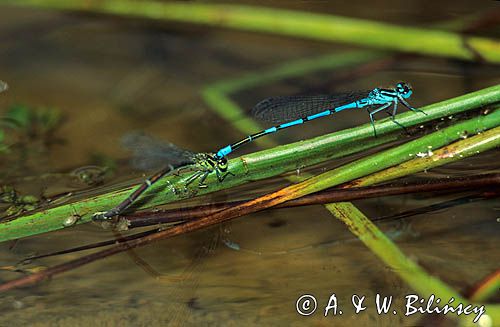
[93,82,426,221]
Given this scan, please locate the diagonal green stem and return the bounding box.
[2,119,499,311]
[327,202,498,325]
[237,119,500,205]
[0,85,499,242]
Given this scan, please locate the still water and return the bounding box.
[0,1,499,326]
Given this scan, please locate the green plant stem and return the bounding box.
[2,122,497,322]
[468,270,500,303]
[2,1,500,62]
[327,202,498,325]
[236,120,500,206]
[0,85,499,242]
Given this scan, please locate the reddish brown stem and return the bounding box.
[0,174,498,292]
[126,173,500,227]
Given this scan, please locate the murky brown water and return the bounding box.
[0,1,499,326]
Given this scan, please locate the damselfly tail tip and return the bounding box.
[92,211,112,221]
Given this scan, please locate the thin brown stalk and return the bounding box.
[0,174,499,292]
[126,173,500,227]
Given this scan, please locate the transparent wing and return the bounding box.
[251,91,371,124]
[121,132,196,171]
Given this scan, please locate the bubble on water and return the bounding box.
[63,206,82,227]
[477,314,492,327]
[63,214,80,227]
[12,300,23,310]
[0,80,8,93]
[115,218,131,231]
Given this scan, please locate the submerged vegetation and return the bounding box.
[0,104,62,151]
[0,103,63,179]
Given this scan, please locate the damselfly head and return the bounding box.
[203,153,228,171]
[396,82,412,99]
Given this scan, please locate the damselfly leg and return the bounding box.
[367,102,391,137]
[386,100,409,134]
[184,155,233,188]
[400,97,427,116]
